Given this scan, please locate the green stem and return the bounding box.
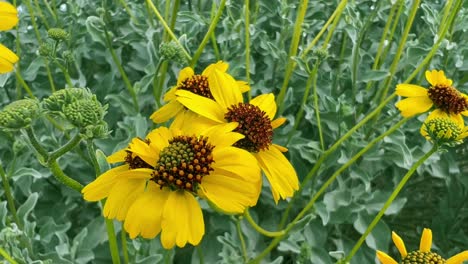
[48,133,82,161]
[244,209,285,237]
[0,247,18,264]
[196,246,204,264]
[102,26,139,112]
[25,127,49,159]
[146,0,191,61]
[121,229,129,264]
[52,58,73,87]
[42,0,57,22]
[33,0,50,29]
[235,218,248,263]
[47,159,83,192]
[245,0,251,100]
[190,0,226,67]
[152,59,164,106]
[343,145,438,262]
[311,63,325,150]
[275,0,309,112]
[0,163,21,229]
[118,0,138,25]
[105,218,122,264]
[14,71,34,98]
[378,0,404,70]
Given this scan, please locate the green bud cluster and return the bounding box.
[424,117,462,145]
[312,48,329,61]
[47,28,69,42]
[159,41,187,66]
[43,88,109,139]
[0,99,40,130]
[39,43,54,57]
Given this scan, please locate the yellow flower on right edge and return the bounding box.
[420,109,468,144]
[395,70,468,125]
[377,228,468,264]
[0,2,19,74]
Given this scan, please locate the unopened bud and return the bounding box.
[0,99,40,130]
[48,28,69,42]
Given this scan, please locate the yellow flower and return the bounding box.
[82,115,261,248]
[175,69,299,204]
[377,228,468,264]
[0,2,19,74]
[420,109,468,144]
[395,70,468,124]
[150,61,249,123]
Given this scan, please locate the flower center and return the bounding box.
[401,250,445,264]
[151,135,214,192]
[427,84,468,114]
[224,103,273,152]
[424,118,462,142]
[178,75,213,99]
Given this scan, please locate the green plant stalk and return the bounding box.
[210,32,220,61]
[252,118,408,263]
[117,0,138,25]
[152,59,164,106]
[33,0,50,29]
[321,1,347,49]
[168,0,181,36]
[378,1,404,70]
[25,127,49,158]
[105,218,122,264]
[196,246,204,264]
[145,0,155,27]
[48,133,82,161]
[52,58,73,88]
[279,92,397,228]
[331,32,347,95]
[438,0,454,34]
[245,0,251,100]
[190,0,227,67]
[244,209,284,237]
[378,0,421,103]
[146,0,192,61]
[47,159,83,192]
[14,0,22,99]
[41,0,57,22]
[102,27,139,112]
[343,145,438,262]
[275,0,309,111]
[0,164,21,229]
[236,218,248,263]
[15,71,34,98]
[0,247,18,264]
[311,63,325,150]
[121,229,129,264]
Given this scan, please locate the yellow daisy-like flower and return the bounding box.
[420,109,468,144]
[175,69,299,204]
[82,115,261,248]
[395,70,468,123]
[0,2,19,74]
[150,61,249,123]
[377,228,468,264]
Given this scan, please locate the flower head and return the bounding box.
[421,109,467,145]
[0,2,19,74]
[0,98,39,130]
[175,69,298,203]
[376,228,468,264]
[82,114,261,248]
[150,61,249,123]
[395,70,468,124]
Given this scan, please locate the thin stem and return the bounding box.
[190,0,227,67]
[378,0,404,70]
[0,163,21,229]
[275,0,309,112]
[117,0,138,25]
[33,0,50,29]
[196,246,204,264]
[121,229,129,264]
[343,145,438,262]
[25,127,49,159]
[48,133,82,161]
[42,0,57,22]
[105,218,122,264]
[244,209,285,237]
[146,0,191,61]
[235,218,248,263]
[245,0,251,100]
[0,247,18,264]
[47,159,84,192]
[52,58,73,87]
[311,63,324,150]
[15,71,34,98]
[152,59,164,106]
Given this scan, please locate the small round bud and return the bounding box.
[159,41,187,66]
[422,117,466,145]
[43,88,92,113]
[62,50,74,62]
[0,99,40,130]
[312,48,329,61]
[63,98,104,128]
[38,43,53,57]
[47,28,69,42]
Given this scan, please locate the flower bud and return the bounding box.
[312,48,329,61]
[0,99,40,130]
[38,43,53,57]
[47,28,69,42]
[159,41,187,66]
[42,88,92,113]
[63,98,104,128]
[422,117,466,145]
[62,50,74,62]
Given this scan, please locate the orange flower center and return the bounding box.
[151,136,214,192]
[178,75,213,99]
[401,250,445,264]
[225,103,273,152]
[427,84,468,114]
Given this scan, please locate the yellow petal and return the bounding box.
[391,231,407,258]
[150,100,184,123]
[0,44,19,73]
[273,144,288,153]
[395,84,428,97]
[124,181,169,239]
[81,165,129,201]
[162,86,178,101]
[395,96,433,117]
[255,147,299,204]
[177,67,195,85]
[146,126,172,152]
[107,149,128,163]
[175,89,226,123]
[161,191,204,248]
[425,70,452,87]
[376,251,398,264]
[170,110,219,135]
[236,80,250,93]
[208,69,243,109]
[446,250,468,264]
[419,228,432,252]
[271,117,287,129]
[201,61,228,76]
[115,168,153,179]
[0,2,18,30]
[250,93,277,120]
[203,122,244,147]
[103,178,146,221]
[127,137,158,166]
[211,146,260,182]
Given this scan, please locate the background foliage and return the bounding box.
[0,0,467,263]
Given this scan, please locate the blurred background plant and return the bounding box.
[0,0,467,263]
